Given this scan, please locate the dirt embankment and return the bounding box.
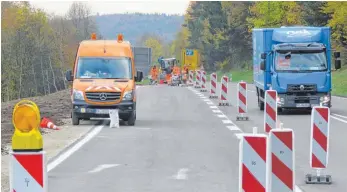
[1,89,71,155]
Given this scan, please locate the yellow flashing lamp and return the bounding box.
[117,34,124,42]
[12,100,43,152]
[91,33,97,40]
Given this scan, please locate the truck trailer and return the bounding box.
[252,26,342,111]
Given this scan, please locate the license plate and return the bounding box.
[296,103,310,108]
[95,109,109,114]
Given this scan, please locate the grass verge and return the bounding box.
[332,67,347,97]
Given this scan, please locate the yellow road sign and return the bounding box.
[12,100,43,151]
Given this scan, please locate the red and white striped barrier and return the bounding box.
[268,127,295,192]
[239,128,268,192]
[306,105,332,184]
[264,90,277,133]
[200,71,207,92]
[209,73,218,98]
[219,75,229,106]
[237,81,248,121]
[10,151,47,192]
[194,70,201,89]
[188,70,194,86]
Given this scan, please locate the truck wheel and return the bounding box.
[72,112,80,125]
[278,107,283,113]
[258,96,264,111]
[127,111,136,126]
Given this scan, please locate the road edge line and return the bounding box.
[47,122,105,172]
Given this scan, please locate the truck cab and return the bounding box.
[65,33,143,125]
[253,27,342,111]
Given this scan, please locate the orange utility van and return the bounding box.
[65,33,143,126]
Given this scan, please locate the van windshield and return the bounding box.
[76,57,132,79]
[275,51,327,72]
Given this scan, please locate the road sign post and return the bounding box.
[9,100,47,192]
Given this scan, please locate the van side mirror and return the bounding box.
[334,52,340,58]
[335,59,341,70]
[135,70,143,82]
[65,70,73,81]
[260,61,265,70]
[261,53,267,60]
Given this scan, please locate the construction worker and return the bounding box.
[150,65,158,84]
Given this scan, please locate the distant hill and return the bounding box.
[94,13,184,45]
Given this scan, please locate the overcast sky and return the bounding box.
[30,1,190,16]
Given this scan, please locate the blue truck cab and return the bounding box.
[252,26,342,111]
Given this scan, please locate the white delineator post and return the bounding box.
[239,127,268,192]
[264,90,278,133]
[209,72,218,98]
[236,81,249,121]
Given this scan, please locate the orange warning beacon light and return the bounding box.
[117,34,124,42]
[91,33,97,40]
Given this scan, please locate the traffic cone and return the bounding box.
[40,117,60,130]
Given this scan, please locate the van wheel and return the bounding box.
[72,112,80,125]
[127,111,136,126]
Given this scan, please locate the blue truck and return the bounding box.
[252,26,342,111]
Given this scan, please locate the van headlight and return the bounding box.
[123,90,133,100]
[73,89,84,100]
[320,95,330,103]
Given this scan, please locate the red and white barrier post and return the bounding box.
[264,90,277,133]
[10,100,47,192]
[200,71,207,92]
[209,72,218,99]
[194,70,201,89]
[237,81,249,121]
[306,105,332,184]
[10,151,47,192]
[239,127,268,192]
[219,75,229,106]
[188,70,194,86]
[267,123,295,192]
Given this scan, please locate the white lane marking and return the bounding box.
[88,164,120,173]
[173,168,189,180]
[212,110,222,113]
[222,120,233,124]
[227,126,241,131]
[217,114,227,118]
[206,101,214,105]
[203,99,210,102]
[135,128,152,130]
[47,124,104,172]
[331,115,347,124]
[247,90,255,93]
[210,106,218,109]
[332,113,347,119]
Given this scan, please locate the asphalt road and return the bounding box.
[48,83,347,192]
